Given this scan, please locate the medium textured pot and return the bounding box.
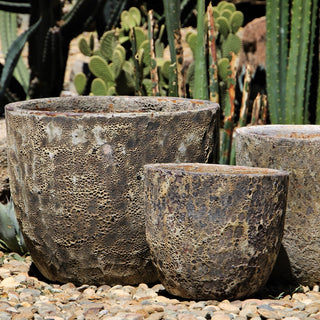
[144,163,288,300]
[235,125,320,285]
[5,96,220,285]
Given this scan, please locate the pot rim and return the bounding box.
[235,125,320,140]
[144,163,289,178]
[5,96,219,118]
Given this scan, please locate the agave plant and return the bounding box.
[0,199,27,255]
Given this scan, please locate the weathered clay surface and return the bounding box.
[0,118,10,203]
[235,125,320,286]
[144,163,288,300]
[5,96,220,286]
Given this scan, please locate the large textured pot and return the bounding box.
[5,96,220,285]
[235,125,320,285]
[144,163,289,300]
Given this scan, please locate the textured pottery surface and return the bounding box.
[5,96,220,286]
[235,125,320,286]
[144,163,288,300]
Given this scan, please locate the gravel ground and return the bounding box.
[0,251,320,320]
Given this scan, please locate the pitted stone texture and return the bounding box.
[0,118,9,203]
[235,125,320,286]
[144,163,288,300]
[5,96,220,286]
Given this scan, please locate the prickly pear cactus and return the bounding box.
[74,6,171,97]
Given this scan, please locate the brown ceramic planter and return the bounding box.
[5,96,220,285]
[235,125,320,286]
[144,163,288,300]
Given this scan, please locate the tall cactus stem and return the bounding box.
[266,0,289,123]
[162,0,180,96]
[147,10,160,96]
[207,3,219,103]
[303,0,318,123]
[285,0,312,124]
[194,0,208,100]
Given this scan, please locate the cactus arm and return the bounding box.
[285,0,311,124]
[148,10,160,96]
[266,0,289,123]
[207,3,219,103]
[303,0,317,123]
[194,0,208,100]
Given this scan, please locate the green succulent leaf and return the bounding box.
[212,8,220,20]
[230,11,244,33]
[216,16,230,38]
[112,49,124,79]
[221,9,232,20]
[74,72,87,95]
[133,27,147,51]
[218,57,229,81]
[121,10,136,31]
[78,37,92,56]
[89,56,115,83]
[129,7,141,26]
[0,199,27,255]
[142,78,153,96]
[100,30,117,61]
[222,33,242,57]
[91,78,108,96]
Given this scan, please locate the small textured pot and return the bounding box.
[5,96,220,285]
[144,163,288,300]
[235,125,320,285]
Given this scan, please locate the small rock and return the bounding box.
[147,312,166,320]
[0,276,21,289]
[0,311,12,320]
[239,305,258,318]
[218,300,240,314]
[211,312,234,320]
[305,303,320,314]
[257,304,282,319]
[133,283,158,300]
[112,312,144,320]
